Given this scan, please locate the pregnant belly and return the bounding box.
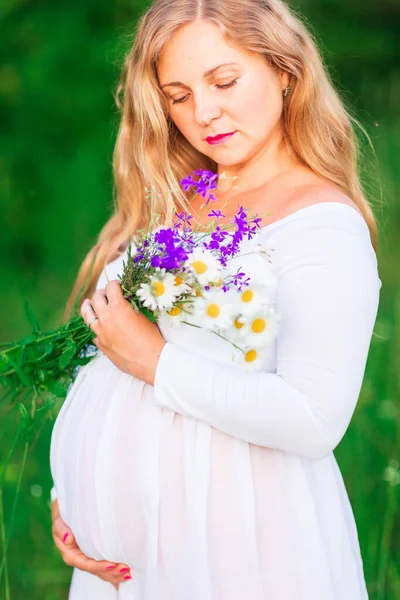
[50,352,190,569]
[50,351,363,599]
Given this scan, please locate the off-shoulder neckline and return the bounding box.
[248,202,367,234]
[192,202,367,237]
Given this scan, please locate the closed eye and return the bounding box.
[171,78,239,105]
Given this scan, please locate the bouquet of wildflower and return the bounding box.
[126,169,281,371]
[0,169,280,413]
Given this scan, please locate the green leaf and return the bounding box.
[4,354,33,387]
[73,355,93,367]
[17,402,30,424]
[140,306,157,322]
[45,379,68,398]
[37,369,46,383]
[58,342,78,369]
[20,335,37,345]
[43,341,54,355]
[23,423,36,445]
[23,299,41,333]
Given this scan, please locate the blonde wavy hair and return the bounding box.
[64,0,379,320]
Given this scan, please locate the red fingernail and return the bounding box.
[63,532,69,542]
[106,565,116,570]
[120,567,129,573]
[124,575,132,580]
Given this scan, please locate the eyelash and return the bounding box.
[171,78,239,105]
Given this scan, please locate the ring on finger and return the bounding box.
[88,316,98,328]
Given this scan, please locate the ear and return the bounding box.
[279,70,290,91]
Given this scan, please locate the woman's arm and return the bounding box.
[152,216,381,460]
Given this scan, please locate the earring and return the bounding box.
[282,85,290,97]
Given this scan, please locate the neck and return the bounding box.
[216,129,300,196]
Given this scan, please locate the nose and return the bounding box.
[193,89,222,126]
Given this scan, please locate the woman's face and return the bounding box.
[157,20,289,169]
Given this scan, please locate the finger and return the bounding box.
[70,550,131,578]
[59,543,110,573]
[78,553,134,581]
[104,563,133,578]
[52,533,82,567]
[105,279,124,303]
[97,562,135,589]
[80,299,100,334]
[52,516,76,545]
[80,298,96,322]
[91,288,108,315]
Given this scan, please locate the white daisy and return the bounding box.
[136,269,181,311]
[184,247,222,287]
[188,288,236,332]
[235,306,281,348]
[233,283,271,317]
[171,273,192,297]
[233,345,270,373]
[223,313,245,344]
[157,300,193,329]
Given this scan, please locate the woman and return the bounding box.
[50,0,382,598]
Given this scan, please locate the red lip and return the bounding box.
[205,131,235,142]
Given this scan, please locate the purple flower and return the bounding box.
[174,211,194,231]
[180,168,219,205]
[151,255,161,268]
[208,209,225,219]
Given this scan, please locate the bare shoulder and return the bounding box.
[286,183,363,218]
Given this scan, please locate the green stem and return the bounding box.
[376,469,398,600]
[0,392,36,584]
[0,439,29,583]
[0,321,87,356]
[1,336,93,381]
[0,486,10,600]
[181,320,245,354]
[0,418,25,485]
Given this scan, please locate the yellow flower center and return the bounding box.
[234,317,244,330]
[152,281,165,297]
[168,306,182,316]
[191,260,207,274]
[245,349,258,363]
[251,318,266,333]
[174,276,183,286]
[241,289,254,303]
[195,288,203,297]
[207,303,220,318]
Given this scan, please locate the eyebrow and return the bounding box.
[160,62,240,89]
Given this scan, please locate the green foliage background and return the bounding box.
[1,0,399,598]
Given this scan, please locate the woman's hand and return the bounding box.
[81,279,166,385]
[51,498,133,590]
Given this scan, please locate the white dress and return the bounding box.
[49,202,381,600]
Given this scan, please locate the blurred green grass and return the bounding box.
[0,0,399,598]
